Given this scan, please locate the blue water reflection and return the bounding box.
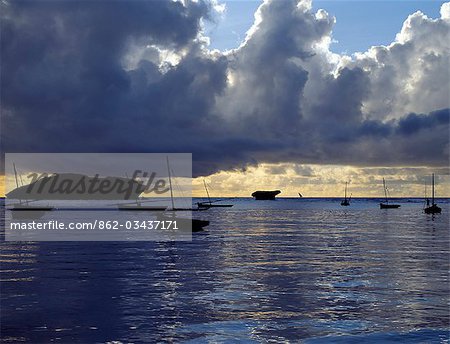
[1,198,449,342]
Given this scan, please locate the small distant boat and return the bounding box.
[197,180,233,209]
[379,202,400,209]
[165,157,209,231]
[10,203,54,212]
[197,203,232,209]
[424,173,441,214]
[8,164,54,219]
[172,207,210,211]
[380,178,400,209]
[9,203,54,219]
[172,215,209,232]
[190,218,210,232]
[340,182,351,206]
[252,190,281,200]
[117,202,167,211]
[157,212,209,232]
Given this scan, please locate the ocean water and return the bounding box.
[1,197,449,343]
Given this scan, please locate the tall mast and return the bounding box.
[13,163,19,189]
[166,156,175,210]
[203,179,211,205]
[344,182,347,200]
[432,173,435,205]
[13,163,22,205]
[383,178,388,203]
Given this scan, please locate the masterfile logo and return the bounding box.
[4,153,193,241]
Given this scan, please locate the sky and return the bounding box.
[1,0,449,197]
[206,1,446,54]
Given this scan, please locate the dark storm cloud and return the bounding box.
[1,0,449,176]
[396,109,450,136]
[1,0,223,153]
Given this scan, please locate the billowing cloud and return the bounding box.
[1,0,449,177]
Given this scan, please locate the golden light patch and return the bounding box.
[193,164,450,198]
[2,164,449,199]
[0,174,4,197]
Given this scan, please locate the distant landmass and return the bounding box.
[251,190,281,200]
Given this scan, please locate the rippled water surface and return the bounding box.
[1,198,449,343]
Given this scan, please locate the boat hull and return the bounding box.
[380,203,401,209]
[424,204,442,214]
[10,206,54,211]
[157,213,209,232]
[198,203,233,208]
[117,205,167,211]
[192,219,210,232]
[9,205,54,220]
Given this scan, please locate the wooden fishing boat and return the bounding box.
[424,174,441,214]
[379,178,400,209]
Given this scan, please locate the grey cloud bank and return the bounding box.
[1,0,449,176]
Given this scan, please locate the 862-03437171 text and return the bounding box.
[9,220,180,231]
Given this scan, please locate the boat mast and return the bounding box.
[424,179,429,207]
[432,173,435,206]
[383,178,388,203]
[203,179,211,205]
[166,156,175,210]
[13,163,22,205]
[344,182,347,200]
[13,163,19,189]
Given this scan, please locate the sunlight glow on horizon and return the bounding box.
[2,164,449,198]
[192,163,450,198]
